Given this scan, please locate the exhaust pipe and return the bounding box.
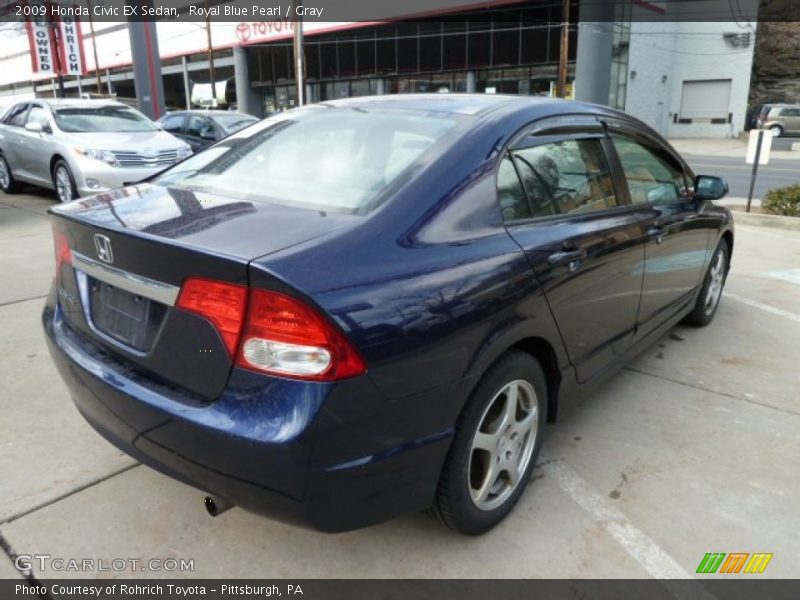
[204,495,233,517]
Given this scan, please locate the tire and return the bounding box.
[769,125,783,137]
[432,351,547,535]
[0,153,20,194]
[52,159,77,203]
[683,239,730,327]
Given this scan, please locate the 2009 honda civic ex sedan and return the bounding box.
[42,95,732,534]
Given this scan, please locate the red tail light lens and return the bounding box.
[53,229,72,274]
[176,278,248,357]
[236,289,366,381]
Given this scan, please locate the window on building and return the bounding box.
[679,79,732,120]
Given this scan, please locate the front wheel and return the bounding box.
[0,153,19,194]
[684,240,729,327]
[432,351,546,534]
[769,125,783,137]
[52,160,77,203]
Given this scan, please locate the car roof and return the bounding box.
[37,99,129,110]
[316,93,546,116]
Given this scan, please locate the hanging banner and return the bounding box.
[57,13,87,75]
[24,1,57,74]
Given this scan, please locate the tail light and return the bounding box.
[53,229,72,274]
[176,279,366,381]
[176,278,248,357]
[237,289,366,381]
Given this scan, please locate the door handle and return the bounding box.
[548,247,587,267]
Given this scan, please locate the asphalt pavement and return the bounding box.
[1,188,799,580]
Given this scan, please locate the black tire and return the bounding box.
[52,159,77,203]
[0,153,20,194]
[683,239,730,327]
[432,351,547,535]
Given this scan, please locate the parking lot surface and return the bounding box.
[1,190,799,580]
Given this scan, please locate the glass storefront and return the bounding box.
[248,3,577,113]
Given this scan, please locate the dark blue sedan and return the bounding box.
[42,95,733,534]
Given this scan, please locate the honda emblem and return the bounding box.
[93,234,114,264]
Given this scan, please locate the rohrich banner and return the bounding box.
[24,1,87,76]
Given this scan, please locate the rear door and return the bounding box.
[502,116,646,383]
[604,122,711,336]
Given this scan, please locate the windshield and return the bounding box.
[54,105,158,133]
[212,113,259,133]
[154,107,461,214]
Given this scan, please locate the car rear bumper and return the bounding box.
[42,300,454,532]
[72,160,170,196]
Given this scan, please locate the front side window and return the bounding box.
[26,106,50,129]
[510,138,617,217]
[54,105,157,132]
[187,115,215,139]
[154,107,461,214]
[6,104,29,127]
[610,134,687,204]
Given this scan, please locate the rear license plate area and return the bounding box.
[88,278,166,351]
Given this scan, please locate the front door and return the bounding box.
[501,118,646,382]
[605,126,711,335]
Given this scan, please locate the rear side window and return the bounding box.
[155,107,460,214]
[497,156,530,220]
[509,139,617,218]
[610,134,687,204]
[781,107,800,117]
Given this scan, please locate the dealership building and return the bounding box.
[0,0,758,138]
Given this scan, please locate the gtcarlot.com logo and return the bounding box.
[696,552,773,574]
[14,554,194,573]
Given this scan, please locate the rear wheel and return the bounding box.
[0,153,19,194]
[684,240,729,327]
[432,351,546,534]
[52,160,77,203]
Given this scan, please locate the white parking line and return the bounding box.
[543,461,717,599]
[724,292,800,324]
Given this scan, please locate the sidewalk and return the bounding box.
[668,137,800,160]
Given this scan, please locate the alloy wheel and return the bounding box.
[704,248,726,315]
[468,379,539,511]
[0,157,9,190]
[55,165,73,203]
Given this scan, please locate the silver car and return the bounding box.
[756,103,800,137]
[0,99,192,202]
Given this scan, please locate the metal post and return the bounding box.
[557,0,570,98]
[86,0,103,93]
[746,130,763,213]
[205,4,217,107]
[292,1,305,106]
[182,55,192,109]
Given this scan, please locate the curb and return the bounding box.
[731,210,800,231]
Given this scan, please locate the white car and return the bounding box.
[0,99,192,202]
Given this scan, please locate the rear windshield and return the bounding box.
[212,113,259,133]
[153,107,461,214]
[54,105,158,132]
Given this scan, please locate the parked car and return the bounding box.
[754,103,800,136]
[156,110,259,152]
[0,99,192,203]
[42,95,732,534]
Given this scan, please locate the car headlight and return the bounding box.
[74,147,119,168]
[176,145,192,160]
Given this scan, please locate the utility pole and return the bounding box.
[86,0,103,93]
[557,0,570,98]
[205,0,217,106]
[292,0,305,106]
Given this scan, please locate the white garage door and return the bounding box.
[680,79,732,120]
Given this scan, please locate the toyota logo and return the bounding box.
[93,234,114,264]
[235,22,251,42]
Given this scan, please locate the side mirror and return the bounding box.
[694,175,729,201]
[24,121,43,133]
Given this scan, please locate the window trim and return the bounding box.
[4,103,30,128]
